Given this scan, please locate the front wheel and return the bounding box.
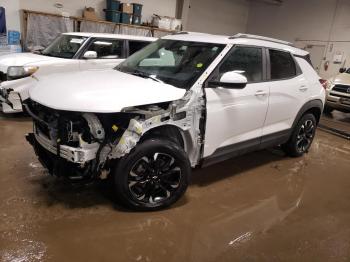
[113,138,191,211]
[282,113,317,157]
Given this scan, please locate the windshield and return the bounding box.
[42,35,88,59]
[116,39,225,89]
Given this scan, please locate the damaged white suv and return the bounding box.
[26,33,325,210]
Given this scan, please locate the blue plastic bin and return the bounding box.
[8,31,20,45]
[106,0,120,11]
[120,13,132,24]
[105,10,121,23]
[132,4,143,16]
[132,15,141,25]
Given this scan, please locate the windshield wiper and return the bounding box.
[130,70,163,83]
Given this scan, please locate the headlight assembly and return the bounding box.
[326,80,334,90]
[7,66,39,80]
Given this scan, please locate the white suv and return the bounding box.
[0,32,155,113]
[25,32,325,210]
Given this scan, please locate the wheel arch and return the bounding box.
[293,99,323,128]
[140,124,192,152]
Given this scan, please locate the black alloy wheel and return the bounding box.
[128,153,182,204]
[113,138,190,211]
[282,113,317,157]
[295,119,315,154]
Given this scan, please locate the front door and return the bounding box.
[204,46,269,158]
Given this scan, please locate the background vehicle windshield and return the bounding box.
[116,39,225,89]
[42,35,88,59]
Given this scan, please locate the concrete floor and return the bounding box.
[320,111,350,138]
[0,115,350,262]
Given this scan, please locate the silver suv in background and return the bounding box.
[324,68,350,113]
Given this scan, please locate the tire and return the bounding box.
[113,138,191,211]
[323,105,334,114]
[282,113,317,157]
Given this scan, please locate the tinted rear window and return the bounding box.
[269,49,296,80]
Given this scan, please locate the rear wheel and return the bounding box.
[113,138,190,211]
[282,113,317,157]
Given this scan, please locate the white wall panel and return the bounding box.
[183,0,249,35]
[1,0,20,31]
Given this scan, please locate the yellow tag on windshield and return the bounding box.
[112,125,119,132]
[196,63,203,68]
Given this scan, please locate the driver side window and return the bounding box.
[215,46,263,82]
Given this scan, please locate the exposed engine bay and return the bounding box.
[25,90,205,181]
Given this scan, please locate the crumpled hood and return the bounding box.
[0,53,62,72]
[329,73,350,85]
[29,69,187,113]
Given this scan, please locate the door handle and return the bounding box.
[299,85,308,92]
[255,90,268,96]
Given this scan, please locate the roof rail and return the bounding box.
[229,33,294,47]
[171,31,189,35]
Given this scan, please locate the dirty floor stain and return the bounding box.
[0,115,350,262]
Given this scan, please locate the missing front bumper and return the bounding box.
[0,91,23,113]
[28,126,100,165]
[26,133,99,179]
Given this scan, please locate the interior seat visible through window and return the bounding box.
[87,39,123,59]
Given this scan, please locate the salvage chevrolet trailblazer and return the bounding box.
[26,33,325,210]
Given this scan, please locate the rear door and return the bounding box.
[262,49,308,137]
[204,46,270,158]
[79,38,125,70]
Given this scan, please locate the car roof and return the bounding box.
[162,32,308,56]
[63,32,157,42]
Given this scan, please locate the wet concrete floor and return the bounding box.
[320,111,350,135]
[0,115,350,262]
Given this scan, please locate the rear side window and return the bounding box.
[269,49,296,80]
[129,41,150,55]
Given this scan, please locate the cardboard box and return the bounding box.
[83,7,98,20]
[152,15,172,30]
[121,3,133,14]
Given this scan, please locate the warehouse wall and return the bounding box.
[182,0,249,35]
[247,0,350,79]
[1,0,177,32]
[1,0,21,31]
[19,0,176,23]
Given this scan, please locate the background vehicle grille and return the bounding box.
[332,84,350,94]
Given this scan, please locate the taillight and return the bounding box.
[319,79,328,90]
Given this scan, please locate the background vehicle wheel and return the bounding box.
[282,113,317,157]
[113,138,191,211]
[323,105,334,114]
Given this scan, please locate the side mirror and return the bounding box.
[83,51,98,59]
[339,67,346,73]
[208,71,248,89]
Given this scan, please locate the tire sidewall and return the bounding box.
[291,113,317,156]
[114,138,191,211]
